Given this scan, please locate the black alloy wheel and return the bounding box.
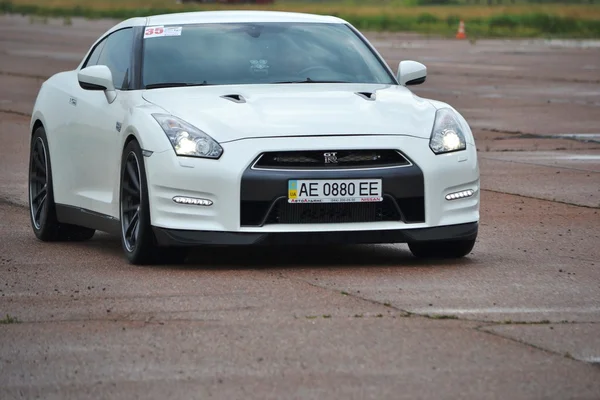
[119,140,187,265]
[121,151,142,253]
[29,136,49,230]
[28,126,95,241]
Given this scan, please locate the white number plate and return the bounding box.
[288,179,383,203]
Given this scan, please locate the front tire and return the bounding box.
[119,140,187,265]
[408,238,476,259]
[28,126,95,241]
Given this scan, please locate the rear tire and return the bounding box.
[408,238,476,259]
[28,126,95,242]
[119,139,187,265]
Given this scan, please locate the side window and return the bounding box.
[83,38,107,68]
[96,28,134,90]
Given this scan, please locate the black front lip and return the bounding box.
[152,222,478,247]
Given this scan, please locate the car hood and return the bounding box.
[142,83,436,143]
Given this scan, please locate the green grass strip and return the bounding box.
[1,1,599,38]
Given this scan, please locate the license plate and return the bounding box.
[288,179,383,203]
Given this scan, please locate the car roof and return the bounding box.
[150,10,344,25]
[112,10,345,32]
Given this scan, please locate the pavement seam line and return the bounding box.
[0,109,32,117]
[474,324,596,366]
[278,274,495,324]
[274,274,414,318]
[0,70,48,80]
[479,128,600,144]
[431,70,600,85]
[480,188,600,209]
[0,197,27,208]
[479,155,600,174]
[279,275,600,326]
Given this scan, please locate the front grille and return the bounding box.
[264,195,402,224]
[253,150,410,170]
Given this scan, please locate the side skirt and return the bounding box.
[55,204,121,235]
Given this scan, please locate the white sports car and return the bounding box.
[29,11,480,264]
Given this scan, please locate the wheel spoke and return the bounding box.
[125,211,139,239]
[128,219,139,245]
[127,162,140,192]
[34,143,42,161]
[34,194,47,221]
[126,162,140,192]
[34,153,46,173]
[133,219,140,242]
[123,204,139,213]
[123,183,138,197]
[33,185,47,203]
[35,143,46,165]
[31,175,45,184]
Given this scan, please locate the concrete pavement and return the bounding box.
[1,14,599,400]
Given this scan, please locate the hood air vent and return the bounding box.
[221,94,246,103]
[355,92,376,101]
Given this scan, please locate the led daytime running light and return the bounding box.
[173,196,213,206]
[445,190,475,201]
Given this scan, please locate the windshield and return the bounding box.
[141,22,395,88]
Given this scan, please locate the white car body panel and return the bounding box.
[142,84,441,143]
[29,10,480,248]
[32,71,141,217]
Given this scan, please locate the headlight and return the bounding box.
[152,114,223,159]
[429,108,467,154]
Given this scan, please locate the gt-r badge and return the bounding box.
[115,122,122,132]
[324,152,338,164]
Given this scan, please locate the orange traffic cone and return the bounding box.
[456,20,467,39]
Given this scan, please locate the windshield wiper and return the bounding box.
[273,79,352,84]
[145,82,212,89]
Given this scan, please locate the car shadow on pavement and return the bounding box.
[68,233,478,271]
[184,244,478,270]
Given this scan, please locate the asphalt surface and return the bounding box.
[1,14,600,400]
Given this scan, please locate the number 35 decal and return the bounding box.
[144,26,164,38]
[143,26,182,39]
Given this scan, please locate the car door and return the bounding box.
[66,28,135,218]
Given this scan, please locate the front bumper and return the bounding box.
[144,135,479,233]
[153,222,478,246]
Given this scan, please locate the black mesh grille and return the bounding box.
[263,195,402,224]
[396,197,425,223]
[240,196,425,226]
[254,150,410,170]
[240,201,272,226]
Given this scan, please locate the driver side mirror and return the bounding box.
[78,65,117,103]
[397,61,427,86]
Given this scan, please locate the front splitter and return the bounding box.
[153,222,478,247]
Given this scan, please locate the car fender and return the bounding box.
[29,73,74,156]
[119,104,175,155]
